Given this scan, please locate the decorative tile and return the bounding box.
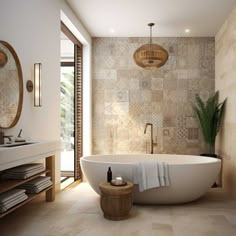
[177,128,188,141]
[163,117,176,127]
[104,102,113,115]
[92,37,214,154]
[187,90,198,103]
[113,102,129,115]
[151,78,163,90]
[176,90,188,102]
[141,102,153,113]
[129,78,139,89]
[187,128,199,140]
[177,115,186,128]
[152,102,163,113]
[115,90,129,102]
[130,89,141,102]
[164,79,177,90]
[163,102,177,116]
[199,79,214,90]
[152,90,163,102]
[139,78,151,89]
[116,78,129,89]
[163,90,177,102]
[176,69,188,79]
[186,116,199,128]
[177,79,188,90]
[152,114,163,128]
[129,103,141,116]
[188,79,199,90]
[141,90,152,102]
[104,89,114,102]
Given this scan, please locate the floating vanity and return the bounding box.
[0,141,60,218]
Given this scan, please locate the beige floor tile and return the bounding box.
[0,183,236,236]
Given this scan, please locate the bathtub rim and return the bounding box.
[81,154,221,166]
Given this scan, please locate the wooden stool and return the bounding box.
[99,181,134,221]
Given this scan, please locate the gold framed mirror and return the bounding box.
[0,41,23,128]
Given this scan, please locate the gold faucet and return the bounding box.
[144,123,156,154]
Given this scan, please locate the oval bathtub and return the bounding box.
[81,154,221,204]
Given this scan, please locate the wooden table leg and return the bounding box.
[46,155,55,202]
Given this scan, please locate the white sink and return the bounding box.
[0,142,36,148]
[0,140,61,171]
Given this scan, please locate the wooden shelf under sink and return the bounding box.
[0,170,50,194]
[0,185,53,218]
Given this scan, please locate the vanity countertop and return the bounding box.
[0,141,61,171]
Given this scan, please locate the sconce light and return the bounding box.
[26,63,42,107]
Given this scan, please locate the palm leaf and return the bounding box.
[192,91,227,154]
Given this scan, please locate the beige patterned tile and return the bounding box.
[115,90,129,102]
[113,102,129,115]
[188,79,199,90]
[177,79,188,90]
[164,79,177,90]
[129,103,142,116]
[130,90,142,102]
[139,78,151,89]
[151,77,163,90]
[141,90,152,102]
[163,90,177,102]
[152,90,163,102]
[129,78,139,89]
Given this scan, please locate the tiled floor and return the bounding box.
[0,183,236,236]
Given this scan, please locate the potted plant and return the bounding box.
[192,91,227,157]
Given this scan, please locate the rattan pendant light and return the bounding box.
[133,23,169,69]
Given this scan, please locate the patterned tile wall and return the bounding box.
[92,37,215,154]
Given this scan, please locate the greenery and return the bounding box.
[61,68,74,151]
[192,91,227,155]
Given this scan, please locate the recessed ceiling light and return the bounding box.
[185,29,190,33]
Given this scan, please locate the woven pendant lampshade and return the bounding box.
[133,23,169,69]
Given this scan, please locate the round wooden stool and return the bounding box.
[99,181,134,221]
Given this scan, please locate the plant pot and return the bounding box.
[200,153,219,188]
[200,153,218,158]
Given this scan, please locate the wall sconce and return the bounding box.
[26,63,42,107]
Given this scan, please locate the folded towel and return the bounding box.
[164,163,170,186]
[0,189,26,203]
[133,161,170,192]
[19,176,51,187]
[20,181,52,194]
[0,194,28,213]
[0,193,27,208]
[158,162,165,186]
[2,166,45,179]
[17,176,52,194]
[4,163,44,173]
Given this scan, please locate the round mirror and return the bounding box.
[0,41,23,128]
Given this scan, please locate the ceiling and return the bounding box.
[66,0,236,37]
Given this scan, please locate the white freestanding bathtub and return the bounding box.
[81,154,221,204]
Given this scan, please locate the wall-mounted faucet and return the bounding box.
[0,130,13,145]
[144,123,157,154]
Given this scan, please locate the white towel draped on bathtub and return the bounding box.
[133,162,170,192]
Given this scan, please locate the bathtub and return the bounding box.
[81,154,221,204]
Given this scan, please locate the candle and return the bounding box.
[115,176,123,185]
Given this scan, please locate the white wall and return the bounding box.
[215,5,236,199]
[0,0,61,185]
[0,0,92,186]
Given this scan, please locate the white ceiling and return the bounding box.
[66,0,236,37]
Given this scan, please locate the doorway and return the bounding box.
[60,22,83,188]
